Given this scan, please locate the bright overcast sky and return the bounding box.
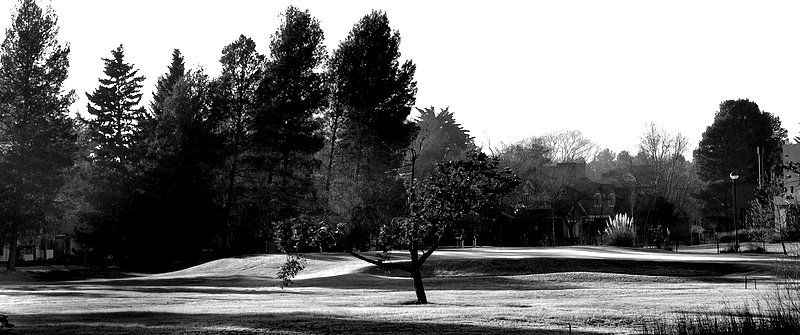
[2,0,799,156]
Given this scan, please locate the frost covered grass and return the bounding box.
[0,246,785,334]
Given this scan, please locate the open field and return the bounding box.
[0,245,791,334]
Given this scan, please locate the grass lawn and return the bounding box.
[0,245,790,334]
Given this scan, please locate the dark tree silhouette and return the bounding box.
[253,6,328,249]
[138,71,223,268]
[213,34,264,253]
[77,45,147,263]
[0,0,77,271]
[693,99,786,222]
[328,10,418,243]
[86,44,147,169]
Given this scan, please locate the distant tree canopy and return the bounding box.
[693,99,787,221]
[412,106,476,177]
[496,137,552,203]
[694,99,786,185]
[537,130,598,163]
[586,148,615,181]
[0,0,77,271]
[605,123,701,242]
[151,49,186,119]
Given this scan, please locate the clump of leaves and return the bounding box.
[277,254,306,288]
[273,215,341,253]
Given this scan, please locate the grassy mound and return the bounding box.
[150,253,362,279]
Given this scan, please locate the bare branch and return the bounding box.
[347,250,410,272]
[418,237,441,264]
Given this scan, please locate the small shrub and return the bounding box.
[277,254,306,288]
[603,214,635,247]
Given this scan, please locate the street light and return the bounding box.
[730,171,739,252]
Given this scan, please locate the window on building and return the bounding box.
[594,193,602,208]
[607,193,616,208]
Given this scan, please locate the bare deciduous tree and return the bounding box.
[536,130,598,163]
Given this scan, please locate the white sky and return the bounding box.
[2,0,799,156]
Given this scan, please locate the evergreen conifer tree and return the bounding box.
[254,6,327,230]
[76,45,146,264]
[413,106,475,177]
[214,34,264,252]
[0,0,77,271]
[86,44,146,172]
[327,11,418,242]
[151,49,185,117]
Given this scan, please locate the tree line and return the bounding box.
[0,1,514,274]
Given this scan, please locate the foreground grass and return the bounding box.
[0,246,785,334]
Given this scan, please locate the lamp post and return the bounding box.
[730,171,739,252]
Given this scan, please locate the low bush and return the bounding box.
[603,214,635,247]
[276,254,306,288]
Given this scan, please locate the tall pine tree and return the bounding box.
[0,0,77,271]
[76,44,146,264]
[328,11,417,244]
[254,6,327,244]
[86,44,146,171]
[151,49,185,118]
[213,34,264,253]
[141,70,222,268]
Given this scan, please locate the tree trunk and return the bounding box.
[7,222,18,272]
[411,264,427,304]
[222,159,239,251]
[324,114,340,220]
[780,229,787,255]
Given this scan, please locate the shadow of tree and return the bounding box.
[363,258,771,278]
[14,311,606,335]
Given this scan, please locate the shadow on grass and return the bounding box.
[29,268,139,282]
[363,258,772,278]
[2,290,114,298]
[14,311,605,335]
[1,276,313,296]
[77,275,280,288]
[294,273,582,291]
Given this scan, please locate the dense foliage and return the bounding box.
[0,0,77,271]
[693,99,787,227]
